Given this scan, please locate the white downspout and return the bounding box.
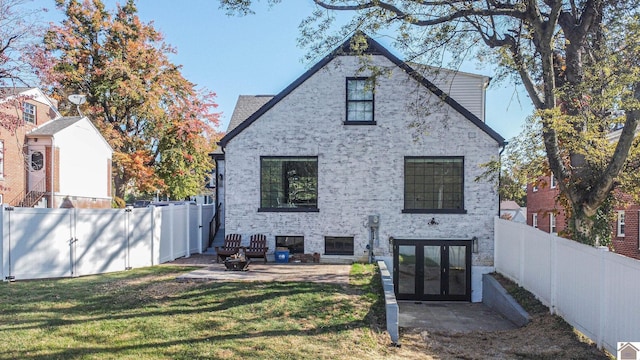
[50,137,55,208]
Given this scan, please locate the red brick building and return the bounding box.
[527,175,640,260]
[0,87,61,205]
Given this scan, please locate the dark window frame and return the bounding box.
[345,77,375,125]
[324,236,354,256]
[259,156,319,212]
[275,235,305,254]
[402,156,466,214]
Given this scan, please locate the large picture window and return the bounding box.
[325,236,354,255]
[260,157,318,211]
[346,78,374,123]
[404,157,465,213]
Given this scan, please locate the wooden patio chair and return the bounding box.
[243,234,269,263]
[215,234,242,262]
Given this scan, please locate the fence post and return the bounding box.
[1,204,5,281]
[184,204,190,258]
[197,205,203,254]
[597,246,609,349]
[519,224,525,285]
[125,207,132,270]
[150,206,156,266]
[169,204,175,261]
[494,217,499,272]
[550,235,557,315]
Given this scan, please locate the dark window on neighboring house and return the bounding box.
[346,78,374,124]
[260,157,318,211]
[403,157,465,213]
[325,236,354,255]
[23,102,36,124]
[276,236,304,254]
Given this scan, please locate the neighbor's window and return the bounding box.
[550,176,556,189]
[275,236,304,254]
[550,214,557,234]
[532,213,538,228]
[23,102,36,124]
[346,78,374,123]
[403,157,465,213]
[325,236,354,255]
[260,157,318,211]
[617,211,625,237]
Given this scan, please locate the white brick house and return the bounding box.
[215,34,505,302]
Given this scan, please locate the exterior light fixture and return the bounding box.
[472,236,479,253]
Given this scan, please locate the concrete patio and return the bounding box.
[166,254,519,334]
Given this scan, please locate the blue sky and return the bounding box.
[35,0,533,140]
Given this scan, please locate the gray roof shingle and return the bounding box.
[0,87,35,98]
[227,95,274,132]
[27,116,84,136]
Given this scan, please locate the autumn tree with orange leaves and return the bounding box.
[35,0,220,202]
[0,0,47,135]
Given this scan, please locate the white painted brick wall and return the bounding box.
[223,55,500,267]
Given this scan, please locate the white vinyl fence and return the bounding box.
[495,217,640,355]
[1,204,215,281]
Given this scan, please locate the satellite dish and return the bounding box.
[68,94,86,105]
[68,94,86,116]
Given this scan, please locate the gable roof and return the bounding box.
[27,116,84,136]
[219,33,505,148]
[228,95,274,133]
[27,116,113,152]
[500,200,522,210]
[0,87,62,118]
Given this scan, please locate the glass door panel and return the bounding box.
[398,245,416,295]
[448,245,466,296]
[423,245,441,295]
[394,240,471,301]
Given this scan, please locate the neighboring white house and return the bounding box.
[215,34,505,302]
[26,116,113,208]
[500,200,527,223]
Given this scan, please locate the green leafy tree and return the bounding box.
[221,0,640,245]
[36,0,220,201]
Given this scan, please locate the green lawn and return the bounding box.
[0,265,393,360]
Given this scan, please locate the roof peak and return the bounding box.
[219,32,504,147]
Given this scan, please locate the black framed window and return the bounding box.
[325,236,354,255]
[276,236,304,254]
[260,157,318,211]
[403,157,465,213]
[346,78,374,124]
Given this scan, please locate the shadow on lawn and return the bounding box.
[0,265,387,359]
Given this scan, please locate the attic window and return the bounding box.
[23,102,36,124]
[345,78,375,124]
